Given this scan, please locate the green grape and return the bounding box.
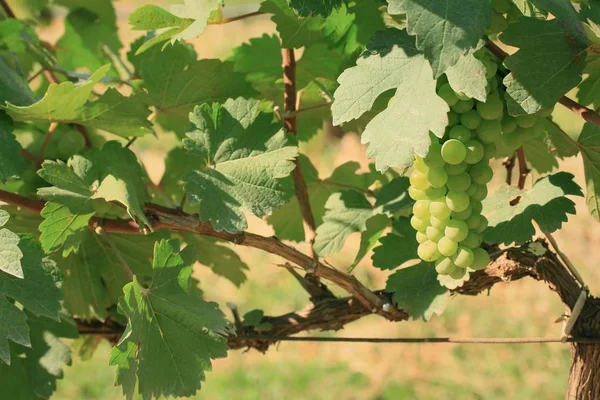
[539,106,554,117]
[455,92,471,101]
[476,215,488,233]
[466,213,482,230]
[409,169,430,191]
[416,231,428,244]
[471,248,491,270]
[425,186,447,199]
[441,139,467,165]
[471,200,483,214]
[452,246,475,269]
[501,115,517,133]
[424,141,445,168]
[449,266,468,280]
[445,219,469,242]
[413,200,431,220]
[438,236,458,257]
[466,182,478,197]
[500,129,523,151]
[409,186,427,201]
[526,118,545,140]
[460,231,482,248]
[435,257,458,275]
[411,215,429,232]
[491,0,512,13]
[451,204,472,220]
[430,197,452,219]
[413,155,428,173]
[448,111,461,126]
[486,12,508,34]
[418,241,442,262]
[92,199,113,214]
[464,140,484,164]
[445,162,468,175]
[471,184,488,201]
[446,190,470,212]
[426,226,445,242]
[460,110,482,130]
[516,114,538,128]
[481,58,497,80]
[430,215,449,229]
[446,172,471,192]
[427,167,448,188]
[437,83,459,106]
[470,161,493,184]
[451,99,475,114]
[487,76,498,94]
[449,125,472,142]
[476,96,504,121]
[483,142,496,159]
[475,119,502,144]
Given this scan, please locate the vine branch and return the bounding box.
[516,147,528,190]
[0,0,15,18]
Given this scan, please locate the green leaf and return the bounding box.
[287,0,346,17]
[372,218,419,270]
[38,142,150,227]
[386,263,450,321]
[546,119,579,158]
[110,239,229,400]
[54,0,117,26]
[483,172,583,244]
[578,56,600,109]
[445,53,488,102]
[510,0,547,18]
[523,135,559,174]
[500,16,589,115]
[182,98,298,233]
[39,202,95,256]
[577,122,600,221]
[349,214,390,271]
[0,295,30,364]
[4,66,152,138]
[260,0,324,48]
[0,114,24,184]
[393,0,491,77]
[332,29,448,171]
[0,57,36,107]
[0,209,24,278]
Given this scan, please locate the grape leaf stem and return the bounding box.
[516,147,528,190]
[0,0,15,18]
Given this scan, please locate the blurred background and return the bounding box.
[6,0,599,398]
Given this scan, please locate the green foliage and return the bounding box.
[578,122,600,221]
[0,114,24,184]
[287,0,346,17]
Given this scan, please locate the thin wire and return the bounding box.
[239,336,600,344]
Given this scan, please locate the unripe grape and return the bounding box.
[426,226,445,242]
[441,139,467,164]
[451,99,475,114]
[539,106,554,117]
[476,96,504,120]
[456,92,471,101]
[466,182,478,197]
[445,162,468,175]
[470,162,493,184]
[449,125,472,142]
[418,240,442,262]
[487,76,498,94]
[427,167,448,188]
[526,118,545,140]
[466,213,482,230]
[446,190,470,212]
[483,142,496,159]
[475,215,488,233]
[413,155,428,173]
[410,169,430,191]
[409,186,427,200]
[413,200,431,220]
[471,248,491,270]
[516,114,538,128]
[448,111,460,126]
[438,236,458,257]
[476,119,502,144]
[464,140,484,164]
[481,58,497,80]
[437,83,459,106]
[416,231,428,244]
[471,184,488,201]
[471,200,483,214]
[449,266,468,280]
[501,115,517,133]
[445,219,469,242]
[430,215,449,229]
[436,257,458,275]
[446,172,471,192]
[501,129,523,151]
[425,186,447,199]
[461,231,482,248]
[411,215,429,232]
[424,141,445,168]
[460,110,482,130]
[430,197,452,219]
[451,204,472,220]
[453,246,475,269]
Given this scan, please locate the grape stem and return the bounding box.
[516,147,528,190]
[503,155,515,185]
[486,41,600,128]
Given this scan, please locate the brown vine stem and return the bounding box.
[485,41,600,128]
[516,147,528,190]
[0,189,394,317]
[503,155,515,186]
[39,122,59,159]
[20,149,43,164]
[0,0,15,18]
[212,11,265,24]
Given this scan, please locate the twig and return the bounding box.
[284,102,332,119]
[516,147,528,190]
[281,263,335,302]
[39,122,59,159]
[73,124,92,148]
[562,289,588,342]
[543,230,587,289]
[0,0,16,18]
[503,155,515,185]
[125,137,137,149]
[213,11,265,24]
[485,41,600,128]
[20,149,43,164]
[27,68,45,83]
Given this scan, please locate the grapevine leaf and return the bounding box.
[0,57,36,107]
[0,209,24,279]
[372,218,419,270]
[510,0,548,18]
[54,0,117,25]
[260,0,324,48]
[0,296,30,364]
[349,214,390,271]
[578,122,600,221]
[546,119,579,158]
[287,0,346,17]
[182,98,298,233]
[445,53,488,102]
[386,263,449,321]
[39,202,95,256]
[0,114,24,184]
[578,56,600,109]
[110,239,229,400]
[3,66,152,138]
[391,0,491,77]
[374,176,413,215]
[500,16,589,115]
[332,29,448,171]
[483,172,583,244]
[523,136,559,174]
